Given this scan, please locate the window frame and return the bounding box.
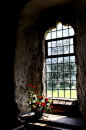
[45,25,76,99]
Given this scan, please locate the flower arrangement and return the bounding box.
[27,84,53,118]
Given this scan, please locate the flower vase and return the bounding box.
[35,111,43,120]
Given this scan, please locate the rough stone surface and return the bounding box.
[75,0,86,119]
[14,0,86,119]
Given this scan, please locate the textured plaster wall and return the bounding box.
[75,0,86,119]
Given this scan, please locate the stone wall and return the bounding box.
[75,0,86,119]
[14,0,86,119]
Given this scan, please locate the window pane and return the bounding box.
[52,58,57,64]
[63,25,68,29]
[47,90,52,97]
[47,73,51,80]
[47,81,52,89]
[57,23,62,30]
[57,30,62,38]
[52,41,56,47]
[48,42,51,47]
[70,38,73,45]
[46,58,51,64]
[46,32,51,40]
[70,63,76,71]
[64,56,69,63]
[52,73,57,80]
[59,81,65,89]
[64,63,70,71]
[63,29,68,37]
[59,90,64,98]
[64,46,69,54]
[65,90,70,98]
[58,73,63,80]
[57,40,62,46]
[58,57,63,63]
[64,72,70,80]
[57,47,63,54]
[53,90,58,97]
[52,48,57,55]
[58,64,63,72]
[64,81,70,89]
[53,80,58,89]
[69,28,74,36]
[71,90,77,98]
[71,72,76,80]
[63,39,69,45]
[46,65,51,72]
[52,31,56,39]
[48,48,51,55]
[70,45,74,53]
[71,81,76,89]
[70,56,75,62]
[52,64,57,72]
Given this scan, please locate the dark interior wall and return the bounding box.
[14,2,75,114]
[75,0,86,119]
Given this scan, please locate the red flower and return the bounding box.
[45,98,49,102]
[29,92,31,94]
[36,109,38,111]
[41,96,42,99]
[50,105,53,109]
[29,84,32,87]
[35,90,37,93]
[32,106,35,109]
[43,109,45,113]
[41,102,46,107]
[33,86,36,88]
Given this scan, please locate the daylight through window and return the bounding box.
[45,22,77,99]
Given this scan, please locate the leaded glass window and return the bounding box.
[45,22,77,99]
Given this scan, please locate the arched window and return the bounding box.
[44,22,76,99]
